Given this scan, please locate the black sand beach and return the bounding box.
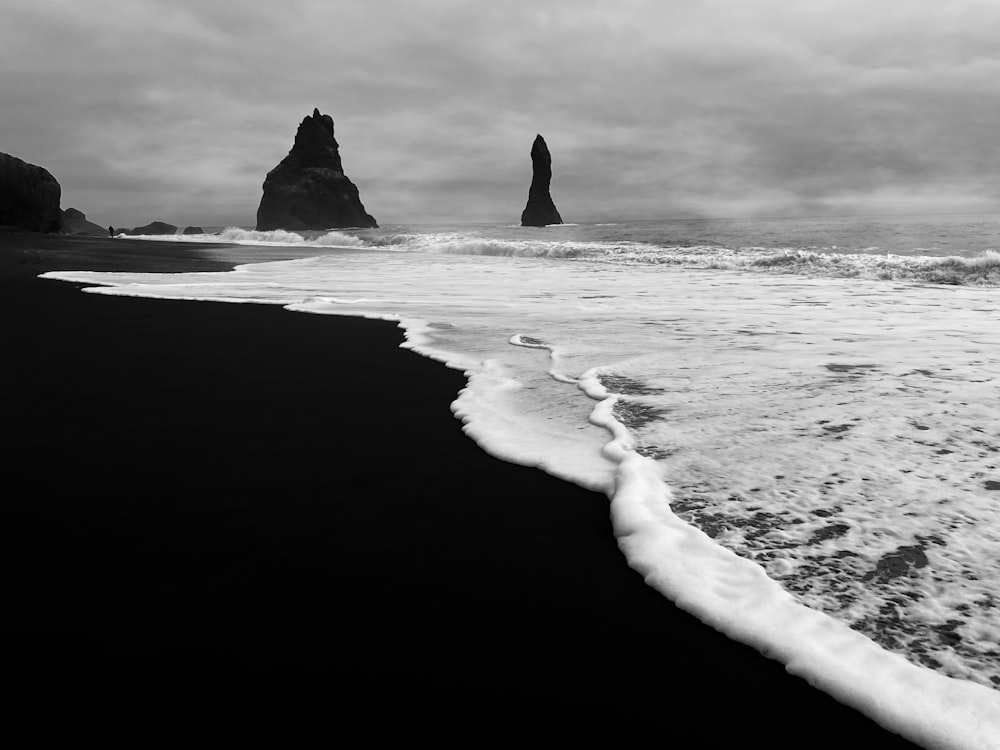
[2,232,919,744]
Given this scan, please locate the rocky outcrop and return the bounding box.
[256,108,377,230]
[0,152,62,232]
[122,221,177,235]
[118,222,202,235]
[520,134,563,227]
[61,207,108,236]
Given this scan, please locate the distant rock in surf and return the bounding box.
[122,221,178,235]
[0,152,62,232]
[60,207,108,236]
[183,226,203,235]
[256,108,377,231]
[520,134,563,227]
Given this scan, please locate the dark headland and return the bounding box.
[256,108,377,231]
[1,229,918,747]
[59,207,108,236]
[0,151,62,232]
[0,150,204,238]
[520,134,563,227]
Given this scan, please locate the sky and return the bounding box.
[4,0,1000,228]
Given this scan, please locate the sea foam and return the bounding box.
[123,226,366,247]
[42,218,1000,747]
[124,220,1000,286]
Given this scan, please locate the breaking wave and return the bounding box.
[121,224,1000,286]
[604,245,1000,286]
[124,226,366,247]
[378,233,650,259]
[386,235,1000,285]
[213,227,365,247]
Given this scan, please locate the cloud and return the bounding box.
[3,0,999,226]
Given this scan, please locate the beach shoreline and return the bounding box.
[2,231,919,744]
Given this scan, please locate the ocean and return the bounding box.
[45,214,1000,747]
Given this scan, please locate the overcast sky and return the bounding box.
[4,0,1000,228]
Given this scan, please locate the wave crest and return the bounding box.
[603,245,1000,286]
[214,227,365,247]
[122,227,367,248]
[385,233,631,259]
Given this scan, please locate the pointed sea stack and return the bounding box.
[520,134,563,227]
[256,108,377,231]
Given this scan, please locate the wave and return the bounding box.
[606,245,1000,286]
[121,224,1000,286]
[364,233,424,247]
[215,227,365,247]
[124,226,366,248]
[431,239,599,258]
[387,234,1000,285]
[382,233,646,259]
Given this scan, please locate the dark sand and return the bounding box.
[2,231,919,744]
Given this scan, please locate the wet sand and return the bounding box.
[1,231,919,744]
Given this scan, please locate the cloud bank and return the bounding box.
[3,0,999,227]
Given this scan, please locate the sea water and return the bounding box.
[45,215,1000,748]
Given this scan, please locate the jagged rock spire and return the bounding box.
[520,134,563,227]
[256,108,377,230]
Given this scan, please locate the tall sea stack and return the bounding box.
[0,152,62,232]
[520,134,563,227]
[256,108,377,231]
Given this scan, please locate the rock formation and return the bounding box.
[122,221,178,235]
[117,222,203,235]
[256,108,377,231]
[61,207,107,236]
[520,134,563,227]
[0,152,62,232]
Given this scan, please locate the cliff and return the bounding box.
[0,152,62,232]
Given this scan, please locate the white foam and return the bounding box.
[121,226,366,248]
[615,473,999,749]
[599,245,1000,285]
[41,244,1000,747]
[115,222,1000,286]
[591,388,1000,749]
